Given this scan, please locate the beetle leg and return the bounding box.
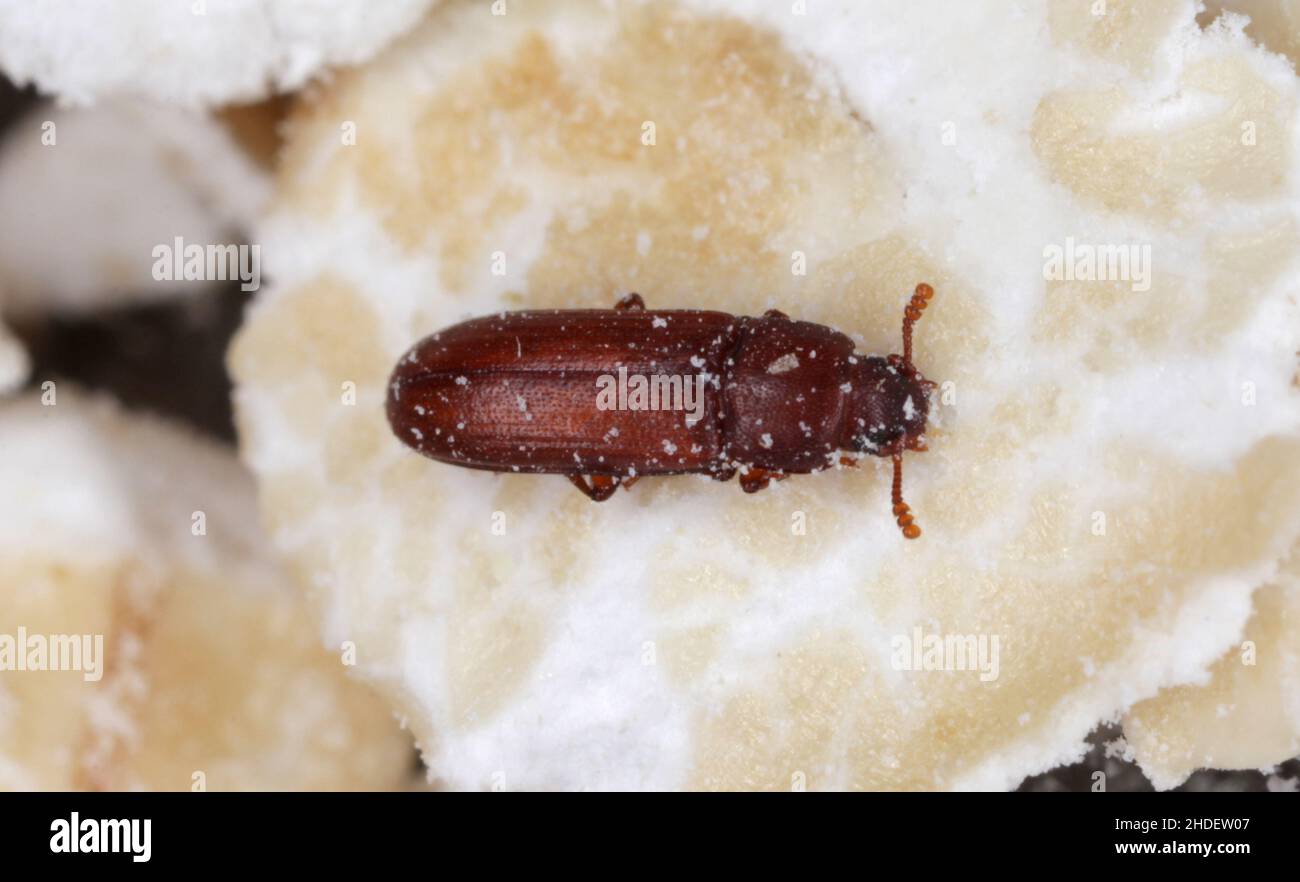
[711,465,737,482]
[763,308,789,319]
[739,467,783,493]
[591,479,619,501]
[615,293,645,311]
[620,475,639,491]
[568,474,597,499]
[568,474,620,502]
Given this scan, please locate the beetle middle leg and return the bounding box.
[739,467,785,493]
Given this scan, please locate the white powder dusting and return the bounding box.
[766,353,799,374]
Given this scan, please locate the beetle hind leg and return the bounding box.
[568,474,627,502]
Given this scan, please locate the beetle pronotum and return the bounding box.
[387,284,936,537]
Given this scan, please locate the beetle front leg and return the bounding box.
[615,293,645,311]
[568,474,620,501]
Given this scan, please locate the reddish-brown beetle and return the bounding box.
[387,284,936,537]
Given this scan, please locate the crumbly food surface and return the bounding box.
[0,392,413,791]
[0,100,270,316]
[0,0,439,108]
[230,0,1300,789]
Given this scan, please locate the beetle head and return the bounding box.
[844,356,935,456]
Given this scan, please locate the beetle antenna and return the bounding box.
[892,453,921,539]
[902,283,934,368]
